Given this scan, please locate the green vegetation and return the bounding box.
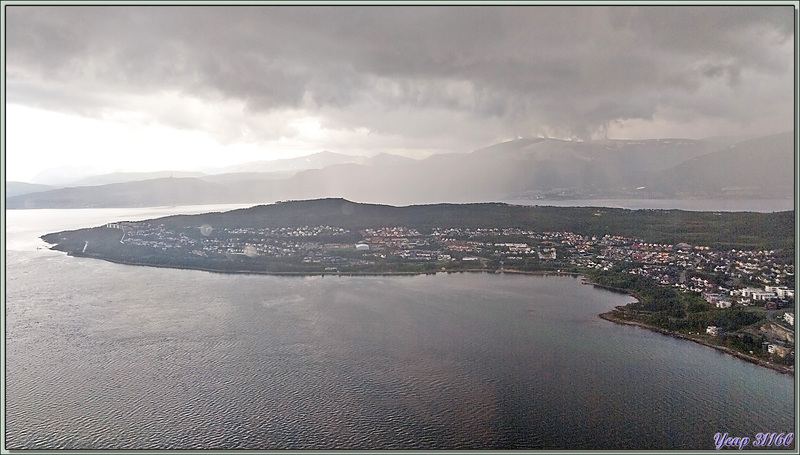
[590,268,761,331]
[589,267,793,369]
[148,199,793,251]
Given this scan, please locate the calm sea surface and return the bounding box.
[4,206,796,450]
[506,198,794,212]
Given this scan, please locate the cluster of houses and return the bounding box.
[701,286,795,309]
[107,220,794,360]
[113,222,793,310]
[118,222,355,258]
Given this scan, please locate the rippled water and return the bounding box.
[5,208,795,450]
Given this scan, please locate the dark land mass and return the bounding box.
[41,198,795,373]
[43,198,794,252]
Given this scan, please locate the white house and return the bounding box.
[752,291,777,300]
[784,312,794,326]
[734,287,776,301]
[765,286,795,298]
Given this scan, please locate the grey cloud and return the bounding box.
[701,64,742,86]
[5,5,794,143]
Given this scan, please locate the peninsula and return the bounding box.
[42,198,795,373]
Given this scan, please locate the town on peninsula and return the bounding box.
[41,198,795,374]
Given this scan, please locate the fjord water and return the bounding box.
[5,207,795,450]
[508,198,794,212]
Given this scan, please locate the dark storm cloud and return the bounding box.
[6,5,794,141]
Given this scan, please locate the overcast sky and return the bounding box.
[5,5,796,182]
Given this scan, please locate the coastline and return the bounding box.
[584,279,795,376]
[598,311,794,376]
[69,252,441,277]
[63,250,795,375]
[67,251,581,278]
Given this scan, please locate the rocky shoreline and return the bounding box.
[593,294,794,376]
[581,277,794,375]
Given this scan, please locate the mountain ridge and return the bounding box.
[7,132,794,208]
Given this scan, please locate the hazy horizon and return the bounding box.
[15,130,795,186]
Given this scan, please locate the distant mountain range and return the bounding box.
[67,171,208,187]
[6,181,54,199]
[647,132,794,198]
[6,132,794,209]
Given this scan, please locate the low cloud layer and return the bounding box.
[6,5,795,161]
